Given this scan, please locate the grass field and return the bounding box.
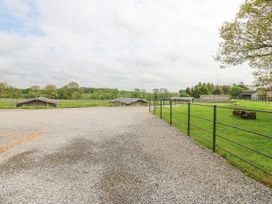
[153,100,272,186]
[0,99,113,109]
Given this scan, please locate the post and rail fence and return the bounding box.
[148,99,272,183]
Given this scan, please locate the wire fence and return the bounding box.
[149,99,272,185]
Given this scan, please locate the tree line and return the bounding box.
[179,82,250,98]
[0,82,177,100]
[0,81,259,100]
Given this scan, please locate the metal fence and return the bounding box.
[149,99,272,183]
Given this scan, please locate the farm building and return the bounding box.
[170,97,194,103]
[16,97,58,108]
[239,90,258,100]
[264,88,272,100]
[111,98,148,107]
[199,95,231,103]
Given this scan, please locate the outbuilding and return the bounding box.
[239,90,258,100]
[170,97,194,105]
[170,97,194,103]
[16,97,58,108]
[111,98,148,107]
[264,88,272,101]
[199,95,231,103]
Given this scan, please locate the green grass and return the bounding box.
[0,99,113,109]
[153,100,272,187]
[58,100,112,108]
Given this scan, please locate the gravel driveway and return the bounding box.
[0,107,271,204]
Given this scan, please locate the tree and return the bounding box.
[58,85,70,99]
[58,82,82,99]
[43,85,57,99]
[28,86,41,98]
[152,89,159,100]
[212,86,222,95]
[0,82,7,98]
[159,88,170,99]
[216,0,272,86]
[179,89,189,97]
[238,82,249,90]
[229,85,243,98]
[198,85,210,95]
[185,87,191,96]
[132,88,145,98]
[222,85,231,95]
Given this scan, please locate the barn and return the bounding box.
[16,97,58,108]
[239,90,258,100]
[111,98,148,107]
[264,88,272,101]
[170,97,194,103]
[199,95,231,103]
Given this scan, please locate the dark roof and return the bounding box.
[170,97,194,101]
[111,98,148,105]
[264,88,272,91]
[240,90,258,95]
[17,97,58,106]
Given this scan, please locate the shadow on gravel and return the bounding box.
[0,150,38,173]
[0,136,161,203]
[0,139,99,175]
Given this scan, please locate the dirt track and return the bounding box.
[0,108,271,204]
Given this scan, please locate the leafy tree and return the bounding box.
[212,86,222,95]
[90,88,119,100]
[229,85,243,98]
[58,82,82,99]
[5,87,21,98]
[179,89,189,97]
[132,89,146,98]
[222,85,231,95]
[185,87,191,96]
[159,88,170,99]
[43,85,57,99]
[67,81,80,90]
[238,82,249,90]
[0,82,7,98]
[152,89,159,100]
[58,85,69,99]
[216,0,272,86]
[254,67,272,87]
[28,86,41,98]
[198,85,210,95]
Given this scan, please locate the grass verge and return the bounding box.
[153,100,272,187]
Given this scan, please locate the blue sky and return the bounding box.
[0,1,23,32]
[0,0,253,91]
[0,0,41,35]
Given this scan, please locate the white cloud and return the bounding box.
[0,0,253,90]
[2,0,30,17]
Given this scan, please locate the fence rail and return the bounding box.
[149,99,272,182]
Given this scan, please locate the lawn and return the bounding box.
[58,99,112,108]
[0,99,113,109]
[153,100,272,186]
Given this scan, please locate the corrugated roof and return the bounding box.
[170,97,194,100]
[240,90,258,95]
[16,97,58,106]
[111,98,148,105]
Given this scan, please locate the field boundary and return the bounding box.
[149,99,272,187]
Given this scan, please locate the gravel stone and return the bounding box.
[0,107,271,204]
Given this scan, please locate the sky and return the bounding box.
[0,0,253,91]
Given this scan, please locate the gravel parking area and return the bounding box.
[0,107,271,203]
